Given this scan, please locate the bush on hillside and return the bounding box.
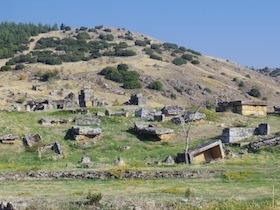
[172,57,187,66]
[248,88,261,98]
[191,60,200,65]
[0,65,11,71]
[40,70,60,82]
[163,42,178,50]
[123,81,142,89]
[14,64,25,70]
[150,54,163,61]
[182,54,193,61]
[135,40,147,46]
[99,34,114,41]
[76,32,90,40]
[187,49,202,56]
[147,81,163,90]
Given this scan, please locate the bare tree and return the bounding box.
[181,106,202,164]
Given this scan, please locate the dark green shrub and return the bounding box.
[143,48,154,56]
[79,26,88,31]
[248,88,261,98]
[0,65,11,71]
[246,74,251,78]
[88,28,98,33]
[114,50,136,56]
[232,77,237,82]
[103,28,111,32]
[208,75,215,79]
[86,191,102,205]
[151,44,161,50]
[14,64,25,70]
[125,35,134,40]
[150,54,163,61]
[182,54,193,61]
[76,32,90,40]
[238,81,245,87]
[40,70,60,82]
[95,25,103,29]
[179,46,187,52]
[163,42,178,50]
[117,42,128,49]
[117,64,129,71]
[123,81,142,89]
[99,34,114,41]
[172,57,187,65]
[147,81,163,90]
[191,60,200,65]
[135,40,147,46]
[187,49,201,56]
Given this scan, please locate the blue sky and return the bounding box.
[1,0,280,68]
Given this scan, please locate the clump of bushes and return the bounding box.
[86,191,102,205]
[0,65,11,71]
[40,70,60,82]
[100,64,141,89]
[147,81,163,90]
[98,34,114,41]
[248,88,261,98]
[172,57,187,66]
[191,60,200,65]
[150,54,163,61]
[14,64,25,70]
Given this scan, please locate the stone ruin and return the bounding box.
[134,122,174,141]
[40,117,74,125]
[0,202,15,210]
[38,142,63,160]
[105,109,129,117]
[124,93,146,106]
[23,134,42,147]
[75,117,101,125]
[176,139,225,164]
[172,111,206,124]
[71,126,102,141]
[221,124,270,143]
[274,106,280,113]
[134,108,165,122]
[78,85,94,107]
[248,135,280,151]
[0,134,18,144]
[161,105,185,116]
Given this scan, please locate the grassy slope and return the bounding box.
[0,108,279,209]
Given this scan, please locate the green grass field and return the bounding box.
[0,108,279,209]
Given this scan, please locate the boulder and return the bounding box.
[72,126,102,141]
[162,155,175,165]
[182,111,206,122]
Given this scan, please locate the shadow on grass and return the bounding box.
[126,128,159,142]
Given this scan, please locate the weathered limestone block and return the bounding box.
[23,134,42,147]
[75,117,101,125]
[161,106,185,116]
[135,108,156,120]
[72,126,102,141]
[134,122,174,141]
[0,134,18,144]
[221,127,256,143]
[38,142,63,160]
[182,111,206,122]
[257,124,270,135]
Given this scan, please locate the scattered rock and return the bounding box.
[75,117,101,125]
[162,155,175,165]
[38,142,63,160]
[114,157,126,166]
[40,117,73,125]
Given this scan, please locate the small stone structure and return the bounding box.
[40,117,73,125]
[72,126,102,141]
[26,99,51,111]
[0,202,15,210]
[135,108,156,120]
[23,134,42,147]
[134,122,174,141]
[221,123,270,143]
[248,135,280,151]
[75,117,101,125]
[125,93,146,106]
[161,105,185,116]
[78,85,95,107]
[38,142,63,160]
[0,134,18,144]
[176,139,225,164]
[172,111,206,124]
[216,100,267,116]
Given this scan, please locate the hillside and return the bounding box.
[0,24,279,111]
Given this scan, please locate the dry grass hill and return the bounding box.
[0,26,279,110]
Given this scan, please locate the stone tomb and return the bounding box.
[176,139,225,164]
